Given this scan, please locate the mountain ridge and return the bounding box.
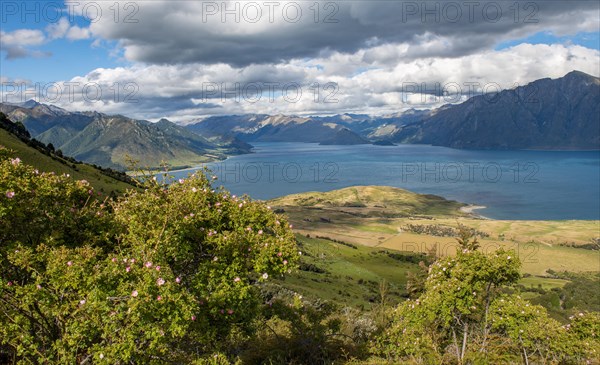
[0,103,253,170]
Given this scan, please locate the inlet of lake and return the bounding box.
[166,142,600,220]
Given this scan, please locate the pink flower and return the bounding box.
[131,290,138,297]
[11,157,21,165]
[191,315,196,321]
[111,257,117,263]
[36,284,42,290]
[178,179,185,184]
[277,252,282,257]
[80,299,86,305]
[126,266,131,272]
[67,261,73,266]
[155,266,161,271]
[283,260,288,265]
[289,224,293,229]
[157,278,165,286]
[157,295,162,301]
[227,309,234,315]
[175,277,181,283]
[6,281,12,286]
[258,230,263,235]
[145,261,152,268]
[234,277,241,283]
[130,258,135,264]
[5,191,15,199]
[238,203,243,208]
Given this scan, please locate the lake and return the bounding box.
[167,143,600,220]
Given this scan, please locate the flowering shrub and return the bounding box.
[0,151,298,364]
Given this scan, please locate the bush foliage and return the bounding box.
[0,149,298,363]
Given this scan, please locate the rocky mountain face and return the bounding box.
[389,71,600,149]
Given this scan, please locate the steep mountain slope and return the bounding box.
[0,101,94,137]
[0,103,252,170]
[0,113,134,194]
[391,71,600,149]
[58,116,233,170]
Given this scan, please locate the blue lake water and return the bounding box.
[168,143,600,220]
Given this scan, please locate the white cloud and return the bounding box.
[0,29,48,59]
[66,25,91,40]
[46,18,91,40]
[6,43,594,120]
[1,18,90,60]
[0,29,46,46]
[46,18,70,39]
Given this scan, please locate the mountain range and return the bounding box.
[0,112,134,194]
[389,70,600,149]
[185,71,599,150]
[1,70,597,171]
[0,102,252,170]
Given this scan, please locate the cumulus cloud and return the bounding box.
[0,29,49,59]
[6,43,595,120]
[64,0,599,66]
[46,18,91,40]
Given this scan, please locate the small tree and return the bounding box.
[371,226,595,364]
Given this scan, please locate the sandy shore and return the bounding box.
[460,205,488,218]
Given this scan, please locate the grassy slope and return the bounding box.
[270,185,467,217]
[269,186,599,314]
[0,128,133,195]
[275,235,422,309]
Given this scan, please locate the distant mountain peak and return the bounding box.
[562,70,600,85]
[156,118,173,126]
[21,99,42,108]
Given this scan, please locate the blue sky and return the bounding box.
[496,31,600,51]
[1,1,599,119]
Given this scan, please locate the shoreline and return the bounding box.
[460,205,490,219]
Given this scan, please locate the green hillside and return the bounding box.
[0,114,134,195]
[273,235,425,308]
[269,185,467,217]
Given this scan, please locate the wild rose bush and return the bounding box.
[0,150,298,364]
